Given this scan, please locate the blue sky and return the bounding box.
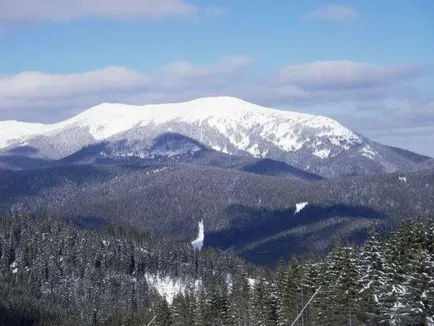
[0,0,433,155]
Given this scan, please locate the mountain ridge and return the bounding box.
[0,96,361,152]
[0,96,430,177]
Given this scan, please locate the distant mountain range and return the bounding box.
[0,96,430,177]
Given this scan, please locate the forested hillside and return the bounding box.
[1,164,433,266]
[0,214,432,325]
[0,214,258,325]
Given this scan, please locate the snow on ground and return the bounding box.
[145,274,203,304]
[10,261,18,274]
[151,167,169,174]
[210,144,229,154]
[295,202,308,214]
[145,274,185,304]
[0,120,52,148]
[191,220,204,250]
[247,143,261,157]
[360,145,377,160]
[313,148,331,159]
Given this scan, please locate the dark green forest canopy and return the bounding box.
[1,164,433,268]
[0,214,433,325]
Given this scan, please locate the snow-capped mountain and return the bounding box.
[0,96,429,177]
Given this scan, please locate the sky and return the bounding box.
[0,0,433,156]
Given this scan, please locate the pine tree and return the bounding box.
[229,273,251,326]
[171,292,196,326]
[155,296,172,326]
[275,262,296,326]
[249,278,276,326]
[194,288,213,326]
[356,229,385,324]
[335,246,360,325]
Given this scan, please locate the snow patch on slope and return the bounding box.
[210,144,229,154]
[191,220,204,250]
[10,261,18,274]
[313,148,331,159]
[295,202,308,214]
[360,145,377,160]
[145,274,185,304]
[145,274,203,304]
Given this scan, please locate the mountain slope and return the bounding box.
[60,133,324,181]
[0,133,324,181]
[414,158,434,171]
[0,97,429,177]
[0,214,257,324]
[1,163,433,265]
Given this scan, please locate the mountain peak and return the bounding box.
[186,95,250,105]
[0,96,428,177]
[0,96,361,158]
[76,96,304,121]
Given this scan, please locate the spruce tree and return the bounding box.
[229,273,251,326]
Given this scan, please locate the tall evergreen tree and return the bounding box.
[229,273,251,326]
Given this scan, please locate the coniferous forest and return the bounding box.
[0,214,432,325]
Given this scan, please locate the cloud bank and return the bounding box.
[273,61,423,90]
[0,0,197,24]
[0,59,426,114]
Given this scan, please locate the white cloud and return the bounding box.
[0,56,252,114]
[273,61,423,90]
[0,0,197,24]
[303,4,357,22]
[0,59,427,115]
[0,59,427,116]
[0,67,149,99]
